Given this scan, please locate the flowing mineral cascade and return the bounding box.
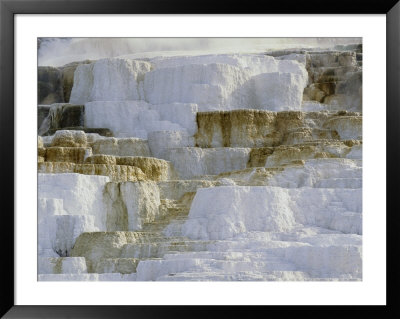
[38,38,362,281]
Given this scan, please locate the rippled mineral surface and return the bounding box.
[38,41,363,281]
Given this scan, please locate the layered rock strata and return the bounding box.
[38,49,362,281]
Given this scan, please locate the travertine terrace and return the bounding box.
[38,43,363,281]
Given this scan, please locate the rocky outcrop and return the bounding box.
[270,48,362,111]
[44,147,91,163]
[38,131,173,182]
[157,180,221,201]
[60,61,93,102]
[103,181,161,231]
[38,104,84,135]
[51,130,88,147]
[38,60,93,105]
[94,258,139,274]
[74,164,146,182]
[195,110,361,148]
[38,67,64,104]
[70,231,159,272]
[255,140,361,168]
[84,155,174,181]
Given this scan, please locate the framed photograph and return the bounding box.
[1,0,398,317]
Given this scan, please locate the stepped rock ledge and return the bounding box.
[38,43,363,281]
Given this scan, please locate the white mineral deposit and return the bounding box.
[37,38,362,281]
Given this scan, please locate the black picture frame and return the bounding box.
[1,0,399,317]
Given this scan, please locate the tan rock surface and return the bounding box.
[45,147,91,163]
[75,164,146,182]
[70,231,157,272]
[51,130,87,147]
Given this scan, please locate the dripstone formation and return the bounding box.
[38,47,362,281]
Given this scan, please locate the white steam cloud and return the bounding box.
[38,37,361,67]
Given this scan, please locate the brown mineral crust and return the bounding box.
[38,147,47,158]
[74,164,146,182]
[84,154,117,165]
[343,140,362,147]
[115,156,170,181]
[70,231,156,272]
[84,155,171,181]
[51,130,87,147]
[38,162,76,173]
[45,147,89,163]
[248,147,275,167]
[94,258,139,274]
[196,110,277,148]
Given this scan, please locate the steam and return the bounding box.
[38,37,361,67]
